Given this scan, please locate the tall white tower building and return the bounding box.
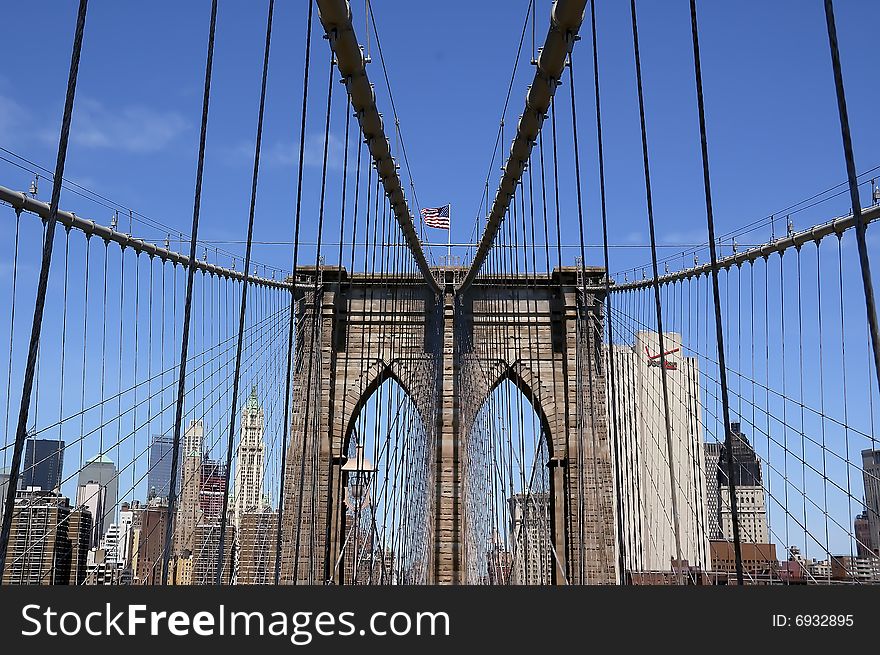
[607,331,711,574]
[234,387,266,527]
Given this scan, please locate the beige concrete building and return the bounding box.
[131,499,168,585]
[175,420,205,555]
[720,485,768,544]
[607,331,711,574]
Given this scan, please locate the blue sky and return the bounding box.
[0,0,877,275]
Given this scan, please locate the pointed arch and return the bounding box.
[338,358,430,453]
[471,358,565,459]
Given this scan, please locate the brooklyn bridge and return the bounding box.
[0,0,878,588]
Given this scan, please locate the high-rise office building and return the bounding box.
[2,489,91,585]
[101,523,122,564]
[233,387,265,527]
[717,423,768,544]
[117,502,135,568]
[607,331,711,573]
[22,439,64,492]
[76,454,117,544]
[200,459,227,523]
[191,523,234,585]
[83,546,131,586]
[131,498,168,585]
[236,509,278,584]
[76,481,105,548]
[175,420,204,555]
[508,492,553,585]
[855,510,875,558]
[148,434,178,501]
[862,449,880,558]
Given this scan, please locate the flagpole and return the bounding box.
[447,203,452,266]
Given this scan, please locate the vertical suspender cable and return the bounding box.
[323,66,353,583]
[275,0,315,584]
[162,0,219,585]
[588,0,627,585]
[822,0,880,394]
[216,0,275,584]
[687,0,743,584]
[627,0,684,583]
[0,0,89,579]
[293,51,334,583]
[568,54,606,583]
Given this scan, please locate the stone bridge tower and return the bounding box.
[280,266,616,585]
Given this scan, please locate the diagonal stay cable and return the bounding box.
[0,0,89,580]
[162,0,219,585]
[216,0,275,583]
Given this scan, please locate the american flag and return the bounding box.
[421,204,450,230]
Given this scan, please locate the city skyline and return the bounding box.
[0,0,877,591]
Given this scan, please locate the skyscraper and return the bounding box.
[717,424,768,544]
[131,498,168,585]
[607,331,711,574]
[233,387,265,527]
[2,489,91,585]
[148,434,178,501]
[76,454,118,544]
[75,481,105,548]
[175,420,204,555]
[862,449,880,557]
[855,510,874,558]
[101,523,122,565]
[22,438,64,492]
[116,502,136,568]
[199,459,227,523]
[508,492,553,585]
[191,523,234,585]
[237,509,278,584]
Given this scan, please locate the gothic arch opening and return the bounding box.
[334,376,431,585]
[464,376,559,585]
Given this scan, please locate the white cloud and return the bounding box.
[659,228,708,245]
[0,94,28,144]
[222,133,344,170]
[622,230,646,244]
[66,98,188,153]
